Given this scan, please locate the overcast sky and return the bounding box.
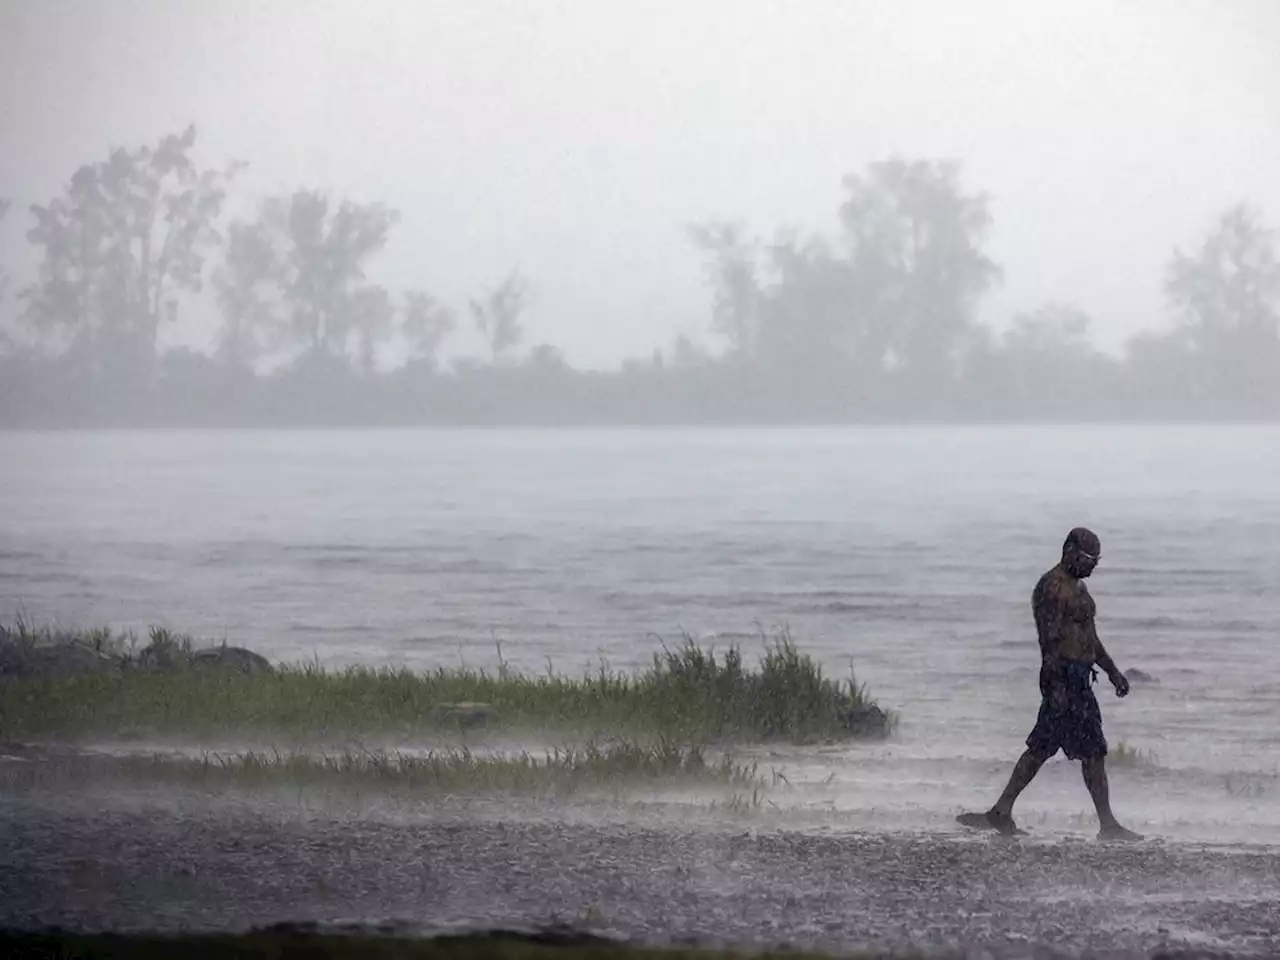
[3,0,1278,368]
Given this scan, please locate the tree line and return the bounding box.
[1,124,1278,426]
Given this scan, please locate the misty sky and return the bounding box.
[2,0,1279,368]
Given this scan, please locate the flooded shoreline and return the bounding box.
[3,785,1279,959]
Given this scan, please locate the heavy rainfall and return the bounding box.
[1,2,1279,958]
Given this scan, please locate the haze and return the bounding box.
[3,0,1278,369]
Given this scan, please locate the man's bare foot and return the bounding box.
[956,810,1021,836]
[1097,822,1144,842]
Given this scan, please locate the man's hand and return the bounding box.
[1110,670,1130,698]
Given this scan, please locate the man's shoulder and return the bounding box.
[1033,565,1067,595]
[1033,566,1080,610]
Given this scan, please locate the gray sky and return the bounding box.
[3,0,1279,368]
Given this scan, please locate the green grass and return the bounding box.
[0,738,762,796]
[1109,740,1158,768]
[0,622,892,744]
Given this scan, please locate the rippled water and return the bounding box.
[3,425,1279,843]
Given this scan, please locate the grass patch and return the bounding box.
[0,738,762,796]
[0,622,891,744]
[1109,741,1158,768]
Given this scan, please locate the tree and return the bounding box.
[687,221,761,357]
[1164,203,1280,411]
[526,342,568,372]
[990,303,1117,418]
[212,218,279,369]
[669,332,710,370]
[246,189,399,366]
[400,290,455,369]
[754,229,864,373]
[0,199,10,354]
[837,158,1001,382]
[687,158,1000,414]
[20,125,239,378]
[470,271,529,363]
[0,198,10,306]
[348,285,395,374]
[1002,302,1093,354]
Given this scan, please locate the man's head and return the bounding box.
[1062,527,1101,578]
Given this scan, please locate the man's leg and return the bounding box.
[1072,687,1142,841]
[991,747,1051,819]
[1082,757,1143,840]
[958,687,1062,834]
[957,746,1052,834]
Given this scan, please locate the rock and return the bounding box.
[433,701,495,730]
[132,640,273,675]
[1125,668,1159,685]
[190,645,274,675]
[0,640,118,679]
[0,631,273,680]
[135,641,189,672]
[844,703,890,737]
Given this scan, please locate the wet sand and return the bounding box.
[3,787,1278,959]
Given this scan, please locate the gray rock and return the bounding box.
[432,701,495,729]
[135,642,190,672]
[844,703,890,737]
[0,641,118,679]
[190,646,274,675]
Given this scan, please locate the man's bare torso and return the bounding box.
[1032,565,1099,667]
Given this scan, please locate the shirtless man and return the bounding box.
[957,527,1143,841]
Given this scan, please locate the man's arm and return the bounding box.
[1093,633,1120,679]
[1089,623,1130,697]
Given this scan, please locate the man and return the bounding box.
[957,527,1143,841]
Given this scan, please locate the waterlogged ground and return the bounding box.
[5,427,1280,955]
[2,782,1279,959]
[3,735,1280,957]
[12,730,1280,847]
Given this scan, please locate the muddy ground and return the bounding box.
[2,786,1278,960]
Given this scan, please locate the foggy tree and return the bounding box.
[0,199,10,307]
[837,158,1001,382]
[689,159,1001,406]
[9,126,1280,426]
[669,332,710,370]
[400,290,456,369]
[526,343,566,367]
[470,271,529,364]
[753,229,864,374]
[688,219,870,376]
[0,199,10,354]
[20,125,238,378]
[1002,302,1093,354]
[249,189,399,364]
[687,221,761,357]
[1164,203,1280,409]
[996,303,1116,414]
[348,285,395,374]
[523,342,572,377]
[212,219,280,369]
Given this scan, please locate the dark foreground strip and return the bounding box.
[0,927,843,960]
[0,927,1243,960]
